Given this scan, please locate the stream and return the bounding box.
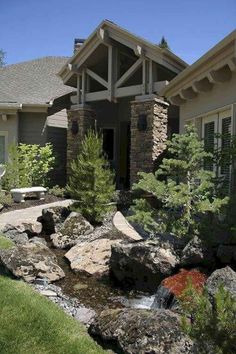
[53,248,155,313]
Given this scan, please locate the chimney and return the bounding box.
[74,38,85,53]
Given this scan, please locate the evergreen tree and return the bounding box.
[181,284,236,354]
[158,36,170,50]
[129,125,228,238]
[67,130,115,224]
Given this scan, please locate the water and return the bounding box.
[53,248,152,313]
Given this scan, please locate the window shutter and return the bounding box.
[221,116,232,192]
[204,121,215,171]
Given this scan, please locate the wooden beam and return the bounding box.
[148,60,153,94]
[85,90,108,102]
[86,68,108,88]
[77,74,81,104]
[142,59,147,95]
[115,84,142,98]
[97,28,110,44]
[81,70,86,104]
[108,45,114,101]
[115,57,142,89]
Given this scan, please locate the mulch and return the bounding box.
[0,194,66,214]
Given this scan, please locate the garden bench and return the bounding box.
[10,187,47,203]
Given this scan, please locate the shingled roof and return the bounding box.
[0,56,74,107]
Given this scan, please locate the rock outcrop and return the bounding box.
[89,308,194,354]
[50,212,94,249]
[180,236,215,268]
[65,238,122,276]
[206,266,236,299]
[39,206,71,234]
[110,240,179,292]
[0,242,65,283]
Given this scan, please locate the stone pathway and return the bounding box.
[0,199,73,231]
[113,211,142,241]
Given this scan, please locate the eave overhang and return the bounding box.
[162,29,236,106]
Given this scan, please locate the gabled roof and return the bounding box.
[0,57,74,109]
[59,20,188,86]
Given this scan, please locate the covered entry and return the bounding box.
[59,20,187,187]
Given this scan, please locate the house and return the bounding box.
[163,30,236,191]
[58,20,187,188]
[0,57,75,185]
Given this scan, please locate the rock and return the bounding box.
[39,206,71,234]
[180,236,215,268]
[110,240,178,292]
[74,307,96,326]
[40,289,57,297]
[151,269,207,310]
[216,245,236,264]
[89,308,194,354]
[0,204,3,212]
[29,237,47,246]
[0,242,65,283]
[112,211,143,241]
[50,212,94,249]
[206,266,236,299]
[2,224,29,245]
[21,221,42,236]
[65,238,122,276]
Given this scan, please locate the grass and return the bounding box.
[0,234,15,250]
[0,276,106,354]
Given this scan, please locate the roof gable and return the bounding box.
[59,20,188,86]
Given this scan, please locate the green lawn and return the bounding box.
[0,276,106,354]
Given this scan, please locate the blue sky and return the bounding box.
[0,0,236,65]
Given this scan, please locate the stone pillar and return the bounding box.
[130,97,168,185]
[67,106,96,176]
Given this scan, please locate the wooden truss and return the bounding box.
[72,28,168,105]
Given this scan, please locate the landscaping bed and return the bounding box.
[0,193,66,214]
[0,276,105,354]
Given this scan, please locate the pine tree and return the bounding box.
[158,36,170,50]
[67,130,115,224]
[129,125,228,238]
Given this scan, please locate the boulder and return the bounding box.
[89,308,194,354]
[180,236,215,268]
[0,242,65,283]
[29,237,47,246]
[39,206,71,234]
[110,240,179,292]
[50,212,94,249]
[206,266,236,299]
[216,245,236,264]
[2,224,29,245]
[65,238,122,276]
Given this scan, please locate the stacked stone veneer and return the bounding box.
[67,106,95,174]
[130,98,168,185]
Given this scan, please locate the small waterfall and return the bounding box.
[151,285,178,310]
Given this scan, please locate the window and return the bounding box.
[0,132,7,164]
[202,110,232,190]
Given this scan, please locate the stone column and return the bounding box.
[130,97,168,185]
[67,106,96,176]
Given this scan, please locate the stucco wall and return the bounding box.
[0,114,18,159]
[179,72,236,133]
[19,112,47,145]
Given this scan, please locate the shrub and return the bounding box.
[67,130,115,224]
[49,185,66,198]
[181,284,236,354]
[3,143,55,190]
[129,125,228,238]
[0,191,13,208]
